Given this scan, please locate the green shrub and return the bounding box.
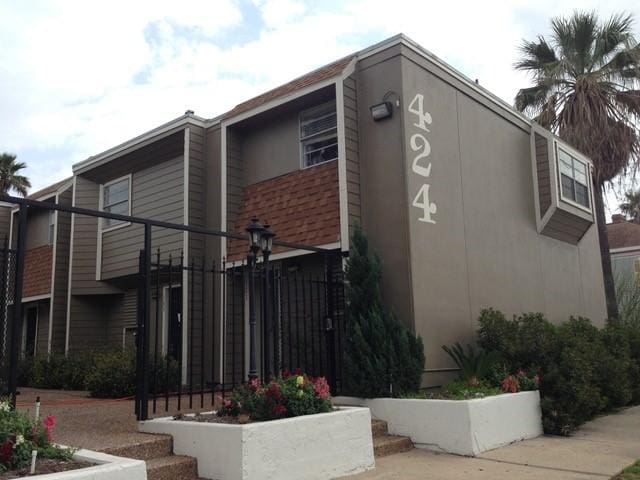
[478,309,640,435]
[30,351,94,390]
[343,227,425,398]
[86,350,136,398]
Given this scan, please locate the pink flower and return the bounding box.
[43,415,56,441]
[248,377,261,391]
[313,377,331,400]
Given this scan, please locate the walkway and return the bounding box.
[346,405,640,479]
[15,387,220,452]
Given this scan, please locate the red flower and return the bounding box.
[0,440,12,463]
[501,375,519,393]
[282,369,291,379]
[293,368,302,376]
[266,383,281,399]
[271,404,287,417]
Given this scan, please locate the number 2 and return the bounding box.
[410,133,431,177]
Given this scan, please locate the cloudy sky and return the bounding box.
[1,0,638,211]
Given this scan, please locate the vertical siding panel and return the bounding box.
[344,75,361,236]
[52,187,72,353]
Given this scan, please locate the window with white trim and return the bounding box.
[558,147,590,209]
[102,176,130,229]
[300,101,338,168]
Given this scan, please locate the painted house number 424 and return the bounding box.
[408,93,437,224]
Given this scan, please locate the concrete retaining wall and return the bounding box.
[139,407,375,479]
[335,391,543,456]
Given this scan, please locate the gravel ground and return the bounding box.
[16,387,225,451]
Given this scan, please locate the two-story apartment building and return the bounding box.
[8,34,607,386]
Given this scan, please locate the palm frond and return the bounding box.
[593,12,636,64]
[442,342,497,384]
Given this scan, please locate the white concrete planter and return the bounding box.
[139,407,374,480]
[26,449,146,479]
[335,391,543,456]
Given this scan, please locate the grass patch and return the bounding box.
[614,460,640,480]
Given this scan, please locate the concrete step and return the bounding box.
[102,434,173,461]
[373,434,414,458]
[371,419,388,437]
[146,455,198,480]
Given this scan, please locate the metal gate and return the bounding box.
[136,248,346,420]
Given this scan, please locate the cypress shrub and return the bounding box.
[343,227,424,397]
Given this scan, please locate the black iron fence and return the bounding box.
[0,239,16,386]
[139,249,346,419]
[0,194,347,421]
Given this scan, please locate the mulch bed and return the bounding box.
[174,412,246,424]
[0,459,93,479]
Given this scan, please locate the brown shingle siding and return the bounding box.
[23,245,53,298]
[227,161,340,261]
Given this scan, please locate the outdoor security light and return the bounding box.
[246,217,264,253]
[261,224,275,255]
[370,101,393,121]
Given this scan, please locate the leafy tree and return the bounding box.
[514,11,640,320]
[343,226,424,397]
[0,153,30,197]
[620,189,640,223]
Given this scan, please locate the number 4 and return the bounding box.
[412,184,437,224]
[408,94,432,132]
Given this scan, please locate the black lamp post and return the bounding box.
[260,224,275,377]
[246,217,264,380]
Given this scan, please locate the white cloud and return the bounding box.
[0,0,639,203]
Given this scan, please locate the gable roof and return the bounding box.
[27,177,73,200]
[607,220,640,250]
[224,55,354,119]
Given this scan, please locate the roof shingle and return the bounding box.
[224,56,353,119]
[607,220,640,250]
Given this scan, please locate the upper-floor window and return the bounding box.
[300,101,338,168]
[48,210,55,244]
[557,147,590,210]
[101,175,131,230]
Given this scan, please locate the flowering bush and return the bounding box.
[217,370,333,421]
[0,400,74,472]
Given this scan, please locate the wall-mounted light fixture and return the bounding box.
[370,101,393,121]
[370,91,400,122]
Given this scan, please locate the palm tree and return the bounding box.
[514,11,640,320]
[0,153,30,197]
[619,189,640,223]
